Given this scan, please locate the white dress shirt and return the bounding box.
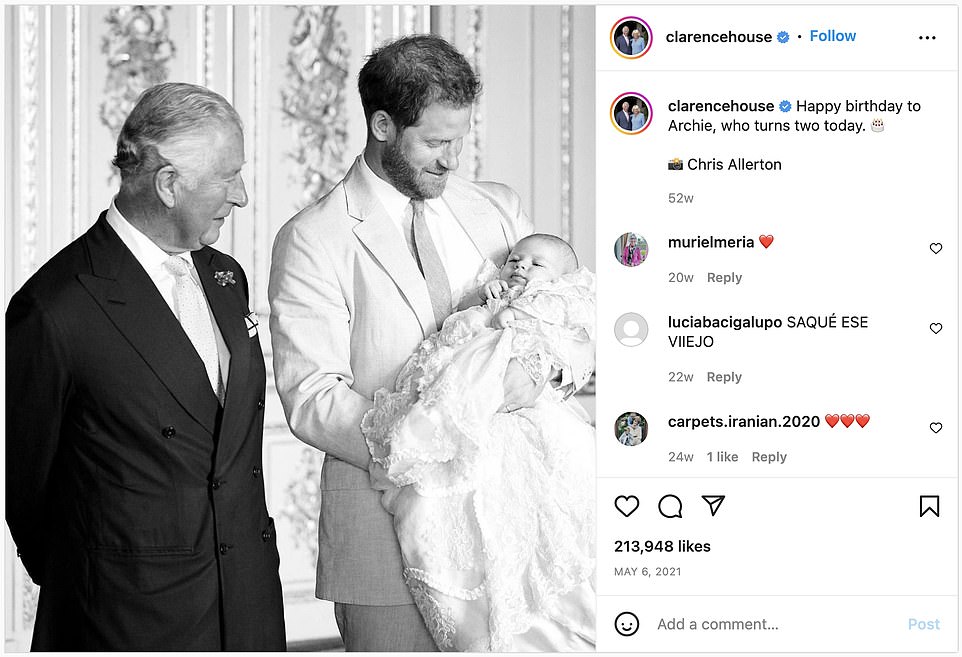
[358,154,486,309]
[106,200,231,386]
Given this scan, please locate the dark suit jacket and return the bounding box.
[615,33,632,54]
[616,110,633,130]
[5,213,286,651]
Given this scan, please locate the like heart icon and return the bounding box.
[825,414,840,428]
[840,414,855,428]
[614,495,639,518]
[759,234,774,248]
[855,414,870,428]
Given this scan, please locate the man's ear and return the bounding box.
[369,110,396,143]
[154,165,178,209]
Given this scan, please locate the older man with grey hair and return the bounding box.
[6,82,285,650]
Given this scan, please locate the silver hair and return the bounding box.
[112,82,242,184]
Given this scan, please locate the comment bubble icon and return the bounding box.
[658,494,683,519]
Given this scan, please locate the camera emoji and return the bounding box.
[668,158,684,170]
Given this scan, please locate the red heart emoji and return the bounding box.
[840,414,855,428]
[759,235,774,248]
[825,414,839,428]
[856,414,870,428]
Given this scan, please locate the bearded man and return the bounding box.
[269,34,593,651]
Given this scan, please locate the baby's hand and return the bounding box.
[492,308,515,329]
[480,279,511,301]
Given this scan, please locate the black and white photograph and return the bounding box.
[3,5,597,652]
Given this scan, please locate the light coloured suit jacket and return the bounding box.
[269,156,591,604]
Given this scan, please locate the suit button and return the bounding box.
[257,399,265,410]
[252,466,262,478]
[219,543,232,555]
[162,426,176,438]
[261,530,272,542]
[211,480,223,490]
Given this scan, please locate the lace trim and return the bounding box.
[405,566,487,600]
[360,268,598,651]
[405,575,457,650]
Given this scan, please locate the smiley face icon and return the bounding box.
[614,611,640,637]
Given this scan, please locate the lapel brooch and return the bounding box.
[214,270,236,287]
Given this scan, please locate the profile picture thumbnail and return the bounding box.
[615,411,648,446]
[614,232,648,267]
[611,17,652,59]
[611,93,651,134]
[614,312,648,347]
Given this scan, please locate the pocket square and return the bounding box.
[244,311,259,337]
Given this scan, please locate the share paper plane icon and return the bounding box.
[702,495,725,517]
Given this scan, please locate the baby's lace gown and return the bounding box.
[362,268,596,652]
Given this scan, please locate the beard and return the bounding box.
[381,141,448,200]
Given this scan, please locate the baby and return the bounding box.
[480,233,581,329]
[363,233,596,652]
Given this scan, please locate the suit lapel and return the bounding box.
[77,214,219,435]
[345,159,437,337]
[443,179,512,266]
[193,249,250,423]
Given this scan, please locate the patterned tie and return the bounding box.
[163,255,224,403]
[408,199,452,331]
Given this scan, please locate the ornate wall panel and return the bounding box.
[281,6,350,207]
[99,6,175,144]
[16,5,40,284]
[68,6,82,239]
[3,5,594,650]
[560,5,573,240]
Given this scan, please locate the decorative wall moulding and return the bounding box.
[18,5,40,281]
[100,5,175,181]
[282,6,350,205]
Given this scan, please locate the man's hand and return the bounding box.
[480,279,510,301]
[500,359,545,412]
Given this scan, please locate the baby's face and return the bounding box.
[500,239,563,287]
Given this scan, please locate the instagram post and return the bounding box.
[2,1,959,654]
